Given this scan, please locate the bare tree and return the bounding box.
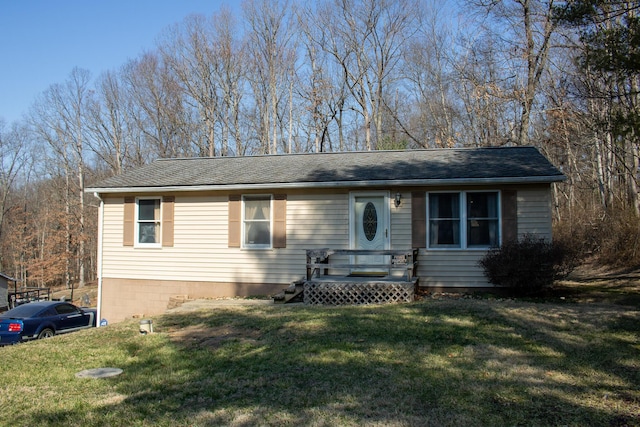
[298,3,351,152]
[243,0,298,154]
[211,8,247,156]
[29,67,92,290]
[0,120,31,271]
[121,52,192,160]
[464,0,558,146]
[160,14,220,157]
[453,32,515,147]
[403,1,459,148]
[85,70,130,175]
[312,0,420,150]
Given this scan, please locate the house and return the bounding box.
[86,146,564,323]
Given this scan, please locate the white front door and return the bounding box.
[351,193,390,274]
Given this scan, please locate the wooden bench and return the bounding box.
[306,249,418,281]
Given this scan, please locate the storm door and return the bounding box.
[350,193,390,275]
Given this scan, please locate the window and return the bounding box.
[467,192,499,248]
[243,195,272,248]
[428,191,499,249]
[124,196,174,248]
[55,303,80,315]
[429,193,461,248]
[136,198,161,246]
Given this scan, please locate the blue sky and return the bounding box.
[0,0,238,125]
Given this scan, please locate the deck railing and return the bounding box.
[306,249,418,281]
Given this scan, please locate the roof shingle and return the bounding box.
[87,147,564,193]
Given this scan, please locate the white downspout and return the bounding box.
[93,192,104,327]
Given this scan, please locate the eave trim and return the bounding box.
[87,175,565,194]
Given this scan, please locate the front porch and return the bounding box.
[274,249,418,305]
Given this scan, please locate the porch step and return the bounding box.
[273,280,305,304]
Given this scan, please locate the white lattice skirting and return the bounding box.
[304,280,416,305]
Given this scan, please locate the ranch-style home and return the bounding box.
[87,146,564,323]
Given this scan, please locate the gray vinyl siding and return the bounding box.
[0,279,7,309]
[517,187,553,240]
[417,250,488,287]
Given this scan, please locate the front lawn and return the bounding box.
[0,297,638,426]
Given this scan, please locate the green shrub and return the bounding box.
[478,234,578,295]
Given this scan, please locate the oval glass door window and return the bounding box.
[363,202,378,241]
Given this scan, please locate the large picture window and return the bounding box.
[428,191,500,249]
[243,195,272,248]
[136,198,161,245]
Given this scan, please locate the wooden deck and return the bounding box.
[306,248,418,282]
[274,249,419,305]
[302,249,418,305]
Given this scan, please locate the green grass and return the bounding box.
[1,298,638,426]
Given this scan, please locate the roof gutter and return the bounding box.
[86,175,565,194]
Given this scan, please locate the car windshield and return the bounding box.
[0,304,45,318]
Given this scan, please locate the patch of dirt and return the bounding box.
[551,263,640,306]
[166,324,262,349]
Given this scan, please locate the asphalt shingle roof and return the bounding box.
[87,147,564,193]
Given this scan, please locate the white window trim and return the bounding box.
[241,194,273,250]
[134,196,162,248]
[427,190,501,250]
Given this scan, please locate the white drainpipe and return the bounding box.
[93,192,104,327]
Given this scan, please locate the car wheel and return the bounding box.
[37,328,55,339]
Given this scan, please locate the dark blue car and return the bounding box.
[0,301,96,345]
